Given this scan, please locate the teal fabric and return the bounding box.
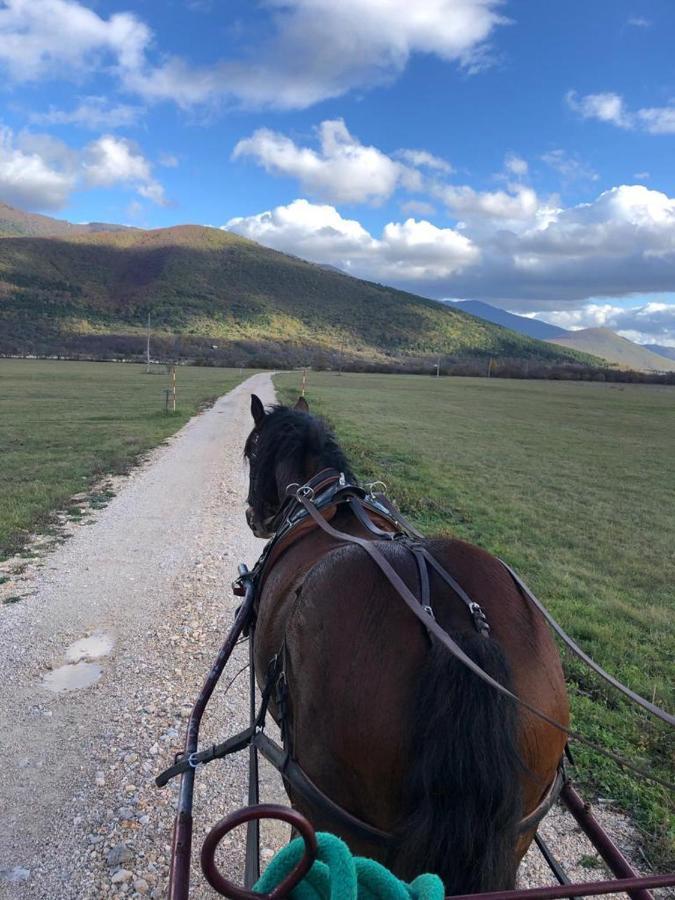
[254,832,445,899]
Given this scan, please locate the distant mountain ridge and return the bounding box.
[644,343,675,362]
[547,328,675,372]
[0,202,601,370]
[448,300,568,340]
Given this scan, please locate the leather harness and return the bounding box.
[157,467,674,844]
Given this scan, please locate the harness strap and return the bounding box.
[253,732,393,847]
[155,653,282,788]
[416,545,490,636]
[253,732,565,845]
[295,493,675,792]
[155,727,257,787]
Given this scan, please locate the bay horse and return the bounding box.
[244,394,569,894]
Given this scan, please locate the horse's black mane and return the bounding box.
[245,405,355,514]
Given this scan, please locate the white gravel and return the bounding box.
[0,371,659,899]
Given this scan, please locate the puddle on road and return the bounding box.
[65,631,114,662]
[42,661,102,692]
[41,629,114,693]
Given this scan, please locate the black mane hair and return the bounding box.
[245,404,355,520]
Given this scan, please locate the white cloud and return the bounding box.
[531,300,675,346]
[224,198,478,280]
[567,90,675,135]
[541,149,598,183]
[0,0,506,111]
[566,91,632,128]
[0,127,165,210]
[0,0,150,81]
[83,135,166,204]
[30,97,142,130]
[233,119,420,204]
[504,153,528,176]
[436,183,541,223]
[0,126,75,209]
[396,149,453,173]
[636,106,675,135]
[627,16,651,28]
[223,186,675,319]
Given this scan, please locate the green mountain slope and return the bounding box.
[0,205,599,369]
[547,328,675,372]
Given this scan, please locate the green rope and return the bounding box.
[254,832,445,899]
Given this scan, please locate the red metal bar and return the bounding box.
[166,568,256,900]
[448,873,675,900]
[560,782,654,900]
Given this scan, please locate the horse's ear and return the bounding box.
[251,394,266,427]
[294,396,309,413]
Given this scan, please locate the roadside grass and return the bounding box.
[275,371,674,862]
[0,359,252,559]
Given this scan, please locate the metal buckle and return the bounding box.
[296,484,315,501]
[366,480,387,498]
[423,605,435,619]
[188,752,201,769]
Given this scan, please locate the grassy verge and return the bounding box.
[275,371,674,862]
[0,359,253,559]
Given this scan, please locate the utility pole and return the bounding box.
[145,312,151,374]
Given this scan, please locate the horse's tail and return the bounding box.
[391,632,522,895]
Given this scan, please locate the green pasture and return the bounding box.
[275,371,674,859]
[0,359,249,559]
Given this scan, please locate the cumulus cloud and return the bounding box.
[232,119,420,204]
[436,183,541,224]
[0,0,150,81]
[0,0,507,111]
[0,126,76,209]
[224,198,479,281]
[0,126,166,210]
[566,91,632,128]
[222,186,675,323]
[567,90,675,134]
[29,97,142,130]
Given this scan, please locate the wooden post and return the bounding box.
[170,366,176,412]
[145,312,151,374]
[435,358,440,377]
[301,367,307,397]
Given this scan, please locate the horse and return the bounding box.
[244,394,569,895]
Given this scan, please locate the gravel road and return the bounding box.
[0,371,654,899]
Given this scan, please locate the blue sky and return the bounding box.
[1,0,674,345]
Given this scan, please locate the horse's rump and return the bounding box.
[254,532,568,888]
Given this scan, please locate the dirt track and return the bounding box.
[0,371,652,899]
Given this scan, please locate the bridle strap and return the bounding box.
[294,492,675,792]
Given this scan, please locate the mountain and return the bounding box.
[0,202,133,239]
[448,300,568,340]
[547,328,675,372]
[0,204,600,370]
[643,343,675,362]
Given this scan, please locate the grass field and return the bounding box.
[0,359,250,559]
[275,371,674,859]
